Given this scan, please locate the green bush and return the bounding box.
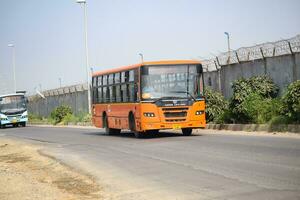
[28,113,42,121]
[269,115,291,125]
[229,75,279,123]
[62,113,79,125]
[76,112,92,123]
[241,93,282,124]
[82,113,92,122]
[204,87,228,122]
[281,80,300,123]
[50,105,73,124]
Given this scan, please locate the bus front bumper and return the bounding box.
[1,117,28,125]
[141,120,206,131]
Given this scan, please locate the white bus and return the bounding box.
[0,92,28,128]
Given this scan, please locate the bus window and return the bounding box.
[109,86,116,102]
[116,85,121,102]
[103,87,108,102]
[125,71,130,82]
[98,76,102,86]
[97,87,102,103]
[108,74,114,85]
[128,84,134,102]
[115,73,120,84]
[129,70,134,82]
[121,84,128,102]
[103,75,107,86]
[121,72,126,83]
[92,77,97,87]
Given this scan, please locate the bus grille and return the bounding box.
[164,112,187,118]
[166,119,186,122]
[162,107,188,122]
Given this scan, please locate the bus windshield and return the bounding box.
[141,65,204,101]
[0,95,27,113]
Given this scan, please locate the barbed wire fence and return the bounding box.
[202,34,300,72]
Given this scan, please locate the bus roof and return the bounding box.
[0,93,25,98]
[92,60,201,77]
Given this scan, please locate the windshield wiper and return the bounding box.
[170,91,196,101]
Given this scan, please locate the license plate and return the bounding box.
[172,124,181,129]
[11,117,18,123]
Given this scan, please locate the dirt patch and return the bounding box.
[0,138,102,200]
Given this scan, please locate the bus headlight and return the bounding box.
[143,112,155,117]
[195,111,204,115]
[0,114,8,121]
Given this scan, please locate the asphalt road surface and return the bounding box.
[1,126,300,200]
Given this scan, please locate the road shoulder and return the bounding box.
[0,138,102,200]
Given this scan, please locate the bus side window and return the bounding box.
[109,85,116,102]
[121,71,126,83]
[102,87,107,102]
[108,74,114,85]
[98,87,102,103]
[121,84,126,102]
[128,84,135,102]
[129,70,134,82]
[103,75,107,86]
[115,73,120,84]
[98,76,102,87]
[92,77,97,104]
[108,74,115,102]
[125,71,130,82]
[116,85,121,102]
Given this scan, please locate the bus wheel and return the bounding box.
[134,131,144,138]
[21,122,26,127]
[129,113,144,138]
[182,128,192,136]
[146,130,159,137]
[103,115,117,135]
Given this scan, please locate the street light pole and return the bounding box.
[139,53,144,63]
[8,44,16,93]
[59,78,62,88]
[77,0,91,114]
[224,32,230,64]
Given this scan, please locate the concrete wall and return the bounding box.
[203,71,220,91]
[205,53,300,98]
[28,84,88,117]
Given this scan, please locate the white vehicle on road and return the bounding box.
[0,92,28,128]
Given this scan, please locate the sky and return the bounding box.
[0,0,300,95]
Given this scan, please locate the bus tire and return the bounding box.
[21,122,26,127]
[129,113,144,138]
[103,114,117,135]
[182,128,192,136]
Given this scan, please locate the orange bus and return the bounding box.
[91,60,205,138]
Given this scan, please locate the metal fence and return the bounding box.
[202,34,300,72]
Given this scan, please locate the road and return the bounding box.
[1,126,300,200]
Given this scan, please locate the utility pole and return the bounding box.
[139,53,144,63]
[8,44,16,93]
[59,78,62,88]
[76,0,91,114]
[224,32,231,64]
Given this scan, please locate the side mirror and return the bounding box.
[196,64,203,74]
